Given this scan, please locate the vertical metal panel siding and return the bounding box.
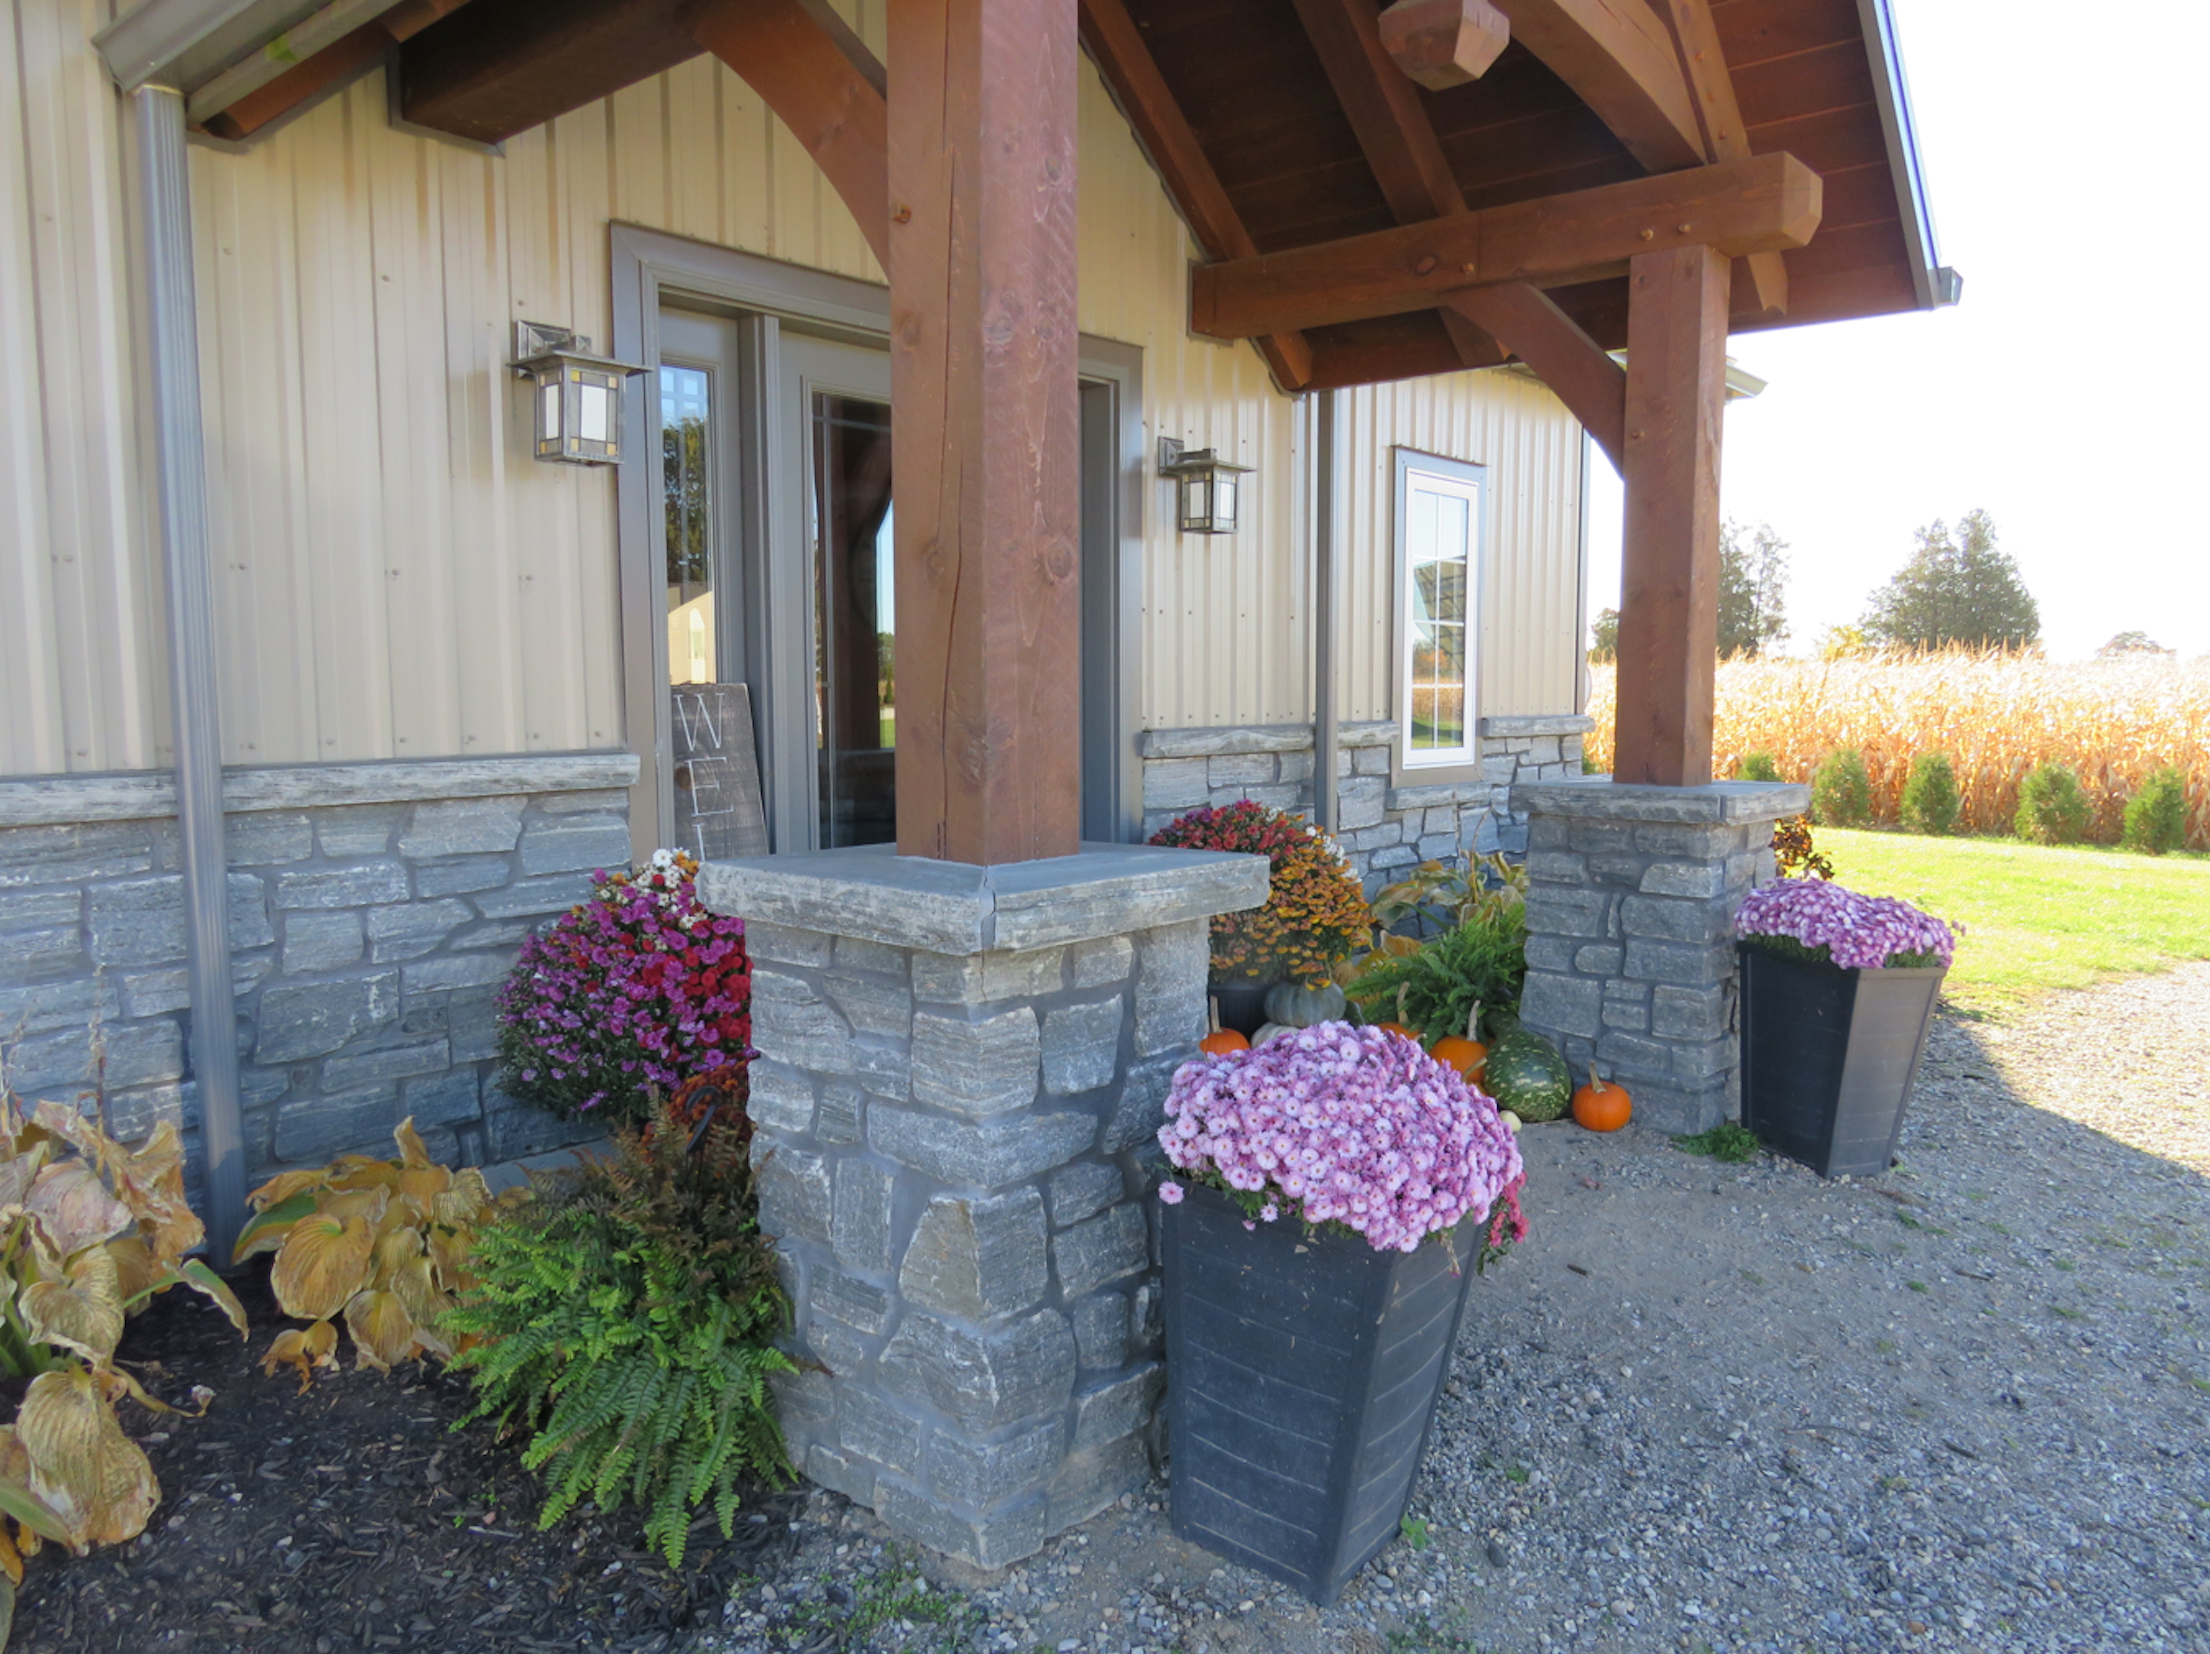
[3,0,1577,771]
[1333,373,1583,724]
[2,0,166,777]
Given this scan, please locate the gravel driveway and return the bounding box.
[717,964,2210,1654]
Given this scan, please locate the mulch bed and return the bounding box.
[11,1275,804,1654]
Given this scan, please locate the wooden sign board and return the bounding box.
[669,682,770,861]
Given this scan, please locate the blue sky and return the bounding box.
[1584,0,2210,661]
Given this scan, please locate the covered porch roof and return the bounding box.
[100,0,1950,399]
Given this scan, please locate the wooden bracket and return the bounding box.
[1440,284,1626,469]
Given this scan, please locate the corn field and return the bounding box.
[1584,650,2210,850]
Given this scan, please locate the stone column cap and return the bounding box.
[1511,776,1811,824]
[698,842,1270,957]
[1476,713,1595,738]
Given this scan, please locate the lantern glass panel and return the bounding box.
[1213,474,1237,531]
[538,379,562,453]
[1181,475,1210,531]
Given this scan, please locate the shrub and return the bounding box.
[2014,762,2091,844]
[449,1097,793,1568]
[2122,768,2190,855]
[232,1117,514,1387]
[1809,749,1872,827]
[1344,904,1527,1046]
[1898,752,1961,836]
[1148,801,1371,985]
[495,848,752,1129]
[1735,751,1781,782]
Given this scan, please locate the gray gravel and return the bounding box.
[709,965,2210,1654]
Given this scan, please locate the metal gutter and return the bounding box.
[1856,0,1962,309]
[131,86,248,1265]
[94,0,266,91]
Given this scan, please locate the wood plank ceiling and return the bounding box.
[194,0,1931,394]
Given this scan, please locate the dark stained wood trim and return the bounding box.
[397,0,702,146]
[1191,151,1820,338]
[1657,0,1785,315]
[194,0,477,141]
[1613,244,1727,786]
[1440,283,1624,467]
[689,0,891,267]
[889,0,1084,862]
[1080,0,1312,389]
[1289,0,1467,222]
[1491,0,1704,172]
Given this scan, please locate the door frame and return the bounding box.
[609,224,1145,858]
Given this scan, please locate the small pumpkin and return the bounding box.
[1199,995,1249,1056]
[1264,978,1349,1029]
[1428,1003,1488,1081]
[1498,1109,1523,1135]
[1571,1066,1632,1133]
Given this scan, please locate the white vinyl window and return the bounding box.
[1397,455,1483,768]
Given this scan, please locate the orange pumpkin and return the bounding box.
[1571,1066,1632,1132]
[1375,985,1422,1046]
[1199,996,1250,1056]
[1429,1003,1488,1081]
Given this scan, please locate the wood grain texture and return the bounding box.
[1377,0,1512,91]
[1656,0,1785,315]
[1490,0,1704,171]
[1613,244,1728,787]
[398,0,702,144]
[1439,282,1624,467]
[890,0,1083,863]
[1191,150,1819,337]
[689,0,891,266]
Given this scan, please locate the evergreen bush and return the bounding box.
[1898,752,1961,836]
[449,1098,793,1566]
[2014,763,2091,845]
[1809,749,1872,828]
[2121,767,2189,855]
[1735,752,1782,782]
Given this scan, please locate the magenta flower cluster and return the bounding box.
[1734,877,1956,970]
[494,849,753,1126]
[1157,1022,1525,1255]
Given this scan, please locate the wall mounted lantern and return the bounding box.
[510,322,645,465]
[1159,437,1253,535]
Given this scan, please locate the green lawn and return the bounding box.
[1816,828,2210,1015]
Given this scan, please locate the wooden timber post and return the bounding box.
[887,0,1083,864]
[1613,244,1729,786]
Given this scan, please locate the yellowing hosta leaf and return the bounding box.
[426,1225,473,1294]
[21,1244,126,1366]
[244,1168,330,1211]
[16,1367,160,1552]
[0,1145,49,1211]
[371,1224,424,1284]
[270,1214,375,1323]
[117,1121,202,1261]
[395,1164,451,1220]
[326,1155,400,1193]
[389,1257,455,1361]
[229,1189,319,1265]
[430,1171,489,1232]
[393,1116,433,1171]
[315,1186,391,1230]
[24,1162,132,1256]
[260,1321,340,1393]
[342,1289,419,1373]
[106,1236,156,1310]
[168,1260,249,1339]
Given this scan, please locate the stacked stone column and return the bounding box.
[698,845,1266,1568]
[1510,780,1809,1132]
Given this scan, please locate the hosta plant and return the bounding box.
[1367,850,1527,941]
[447,1096,793,1568]
[234,1117,515,1386]
[0,1092,245,1574]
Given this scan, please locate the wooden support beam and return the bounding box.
[1078,0,1311,390]
[1191,151,1820,338]
[689,0,890,268]
[890,0,1083,863]
[1613,244,1728,787]
[1440,284,1625,469]
[194,0,476,141]
[397,0,700,146]
[1654,0,1786,316]
[1490,0,1704,172]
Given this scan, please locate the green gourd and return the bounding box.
[1482,1026,1571,1123]
[1263,979,1349,1028]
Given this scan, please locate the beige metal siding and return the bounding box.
[1,0,166,777]
[2,0,1581,773]
[1333,373,1585,726]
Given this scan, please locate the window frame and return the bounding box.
[1391,447,1488,781]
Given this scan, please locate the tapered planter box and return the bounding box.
[1738,942,1946,1178]
[1162,1181,1482,1604]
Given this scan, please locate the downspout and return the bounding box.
[133,86,247,1264]
[1310,389,1339,831]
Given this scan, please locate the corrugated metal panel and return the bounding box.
[1333,373,1584,725]
[1,0,166,777]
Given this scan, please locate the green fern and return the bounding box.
[449,1099,796,1567]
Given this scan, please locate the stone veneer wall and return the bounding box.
[1136,715,1592,888]
[0,755,637,1181]
[700,845,1268,1570]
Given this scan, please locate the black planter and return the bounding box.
[1208,978,1275,1038]
[1162,1182,1482,1604]
[1737,941,1946,1178]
